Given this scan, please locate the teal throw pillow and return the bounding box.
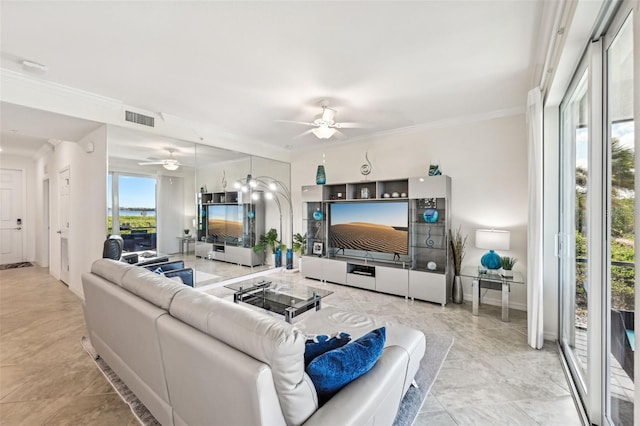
[304,332,351,367]
[306,327,386,405]
[153,267,164,274]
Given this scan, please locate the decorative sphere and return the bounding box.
[480,250,502,269]
[247,211,255,219]
[313,208,324,221]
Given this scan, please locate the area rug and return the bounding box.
[81,333,453,426]
[194,271,220,284]
[0,261,33,270]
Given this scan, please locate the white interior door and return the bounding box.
[0,169,24,265]
[59,168,70,284]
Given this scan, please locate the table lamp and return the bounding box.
[475,229,510,270]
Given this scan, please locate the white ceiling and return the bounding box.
[0,1,545,153]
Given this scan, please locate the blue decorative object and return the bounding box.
[425,227,434,248]
[275,247,282,268]
[428,164,441,176]
[247,210,255,219]
[313,208,324,221]
[304,332,351,367]
[316,165,326,185]
[423,208,439,223]
[481,250,502,270]
[306,327,386,405]
[286,248,293,269]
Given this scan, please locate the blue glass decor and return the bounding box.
[425,227,434,248]
[423,208,439,223]
[247,211,255,219]
[275,247,282,268]
[428,164,441,176]
[316,165,326,185]
[313,208,324,221]
[286,248,293,270]
[480,250,502,270]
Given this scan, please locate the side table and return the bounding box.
[460,266,525,322]
[177,236,195,254]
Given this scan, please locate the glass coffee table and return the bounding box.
[225,277,332,323]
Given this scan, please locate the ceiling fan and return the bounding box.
[138,148,182,171]
[277,105,364,139]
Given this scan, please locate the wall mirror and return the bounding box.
[107,125,291,286]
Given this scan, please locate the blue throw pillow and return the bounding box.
[306,327,386,405]
[304,332,351,367]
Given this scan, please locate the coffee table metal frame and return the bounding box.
[226,279,330,323]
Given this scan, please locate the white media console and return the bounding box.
[301,175,452,306]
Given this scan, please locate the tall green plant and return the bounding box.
[293,233,307,255]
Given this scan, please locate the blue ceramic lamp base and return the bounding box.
[480,250,502,270]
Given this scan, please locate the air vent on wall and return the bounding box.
[125,110,155,127]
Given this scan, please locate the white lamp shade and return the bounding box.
[475,229,510,250]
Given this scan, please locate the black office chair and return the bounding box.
[102,235,124,260]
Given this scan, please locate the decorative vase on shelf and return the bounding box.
[452,275,463,304]
[313,208,324,221]
[286,248,293,270]
[316,165,326,185]
[275,247,282,268]
[502,269,514,278]
[423,208,439,223]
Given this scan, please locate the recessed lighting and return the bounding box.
[21,60,48,73]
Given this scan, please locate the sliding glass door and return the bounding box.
[558,2,635,424]
[559,64,591,405]
[606,8,634,424]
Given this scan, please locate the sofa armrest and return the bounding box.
[303,345,408,426]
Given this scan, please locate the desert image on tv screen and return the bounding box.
[207,206,243,239]
[329,202,408,255]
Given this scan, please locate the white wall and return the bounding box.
[157,175,185,254]
[291,113,529,309]
[0,154,37,263]
[37,127,107,298]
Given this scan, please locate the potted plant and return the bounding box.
[293,232,307,271]
[500,256,517,277]
[293,233,307,256]
[449,226,468,304]
[253,228,282,267]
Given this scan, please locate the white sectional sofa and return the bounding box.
[82,259,426,426]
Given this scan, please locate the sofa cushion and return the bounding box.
[306,327,386,405]
[120,266,186,310]
[91,258,136,285]
[304,332,351,367]
[169,289,317,425]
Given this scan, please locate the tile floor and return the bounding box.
[0,262,583,425]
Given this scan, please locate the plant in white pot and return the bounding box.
[449,226,468,304]
[293,232,307,271]
[500,256,517,277]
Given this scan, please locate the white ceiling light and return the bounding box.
[162,161,180,171]
[21,59,48,73]
[311,124,336,139]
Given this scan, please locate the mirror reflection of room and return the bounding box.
[107,126,291,287]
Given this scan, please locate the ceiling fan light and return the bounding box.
[312,125,336,139]
[163,163,179,171]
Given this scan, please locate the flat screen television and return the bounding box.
[329,201,409,256]
[207,205,243,242]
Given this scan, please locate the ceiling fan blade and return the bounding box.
[334,122,368,129]
[138,161,165,165]
[275,119,316,127]
[292,129,315,139]
[333,129,347,139]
